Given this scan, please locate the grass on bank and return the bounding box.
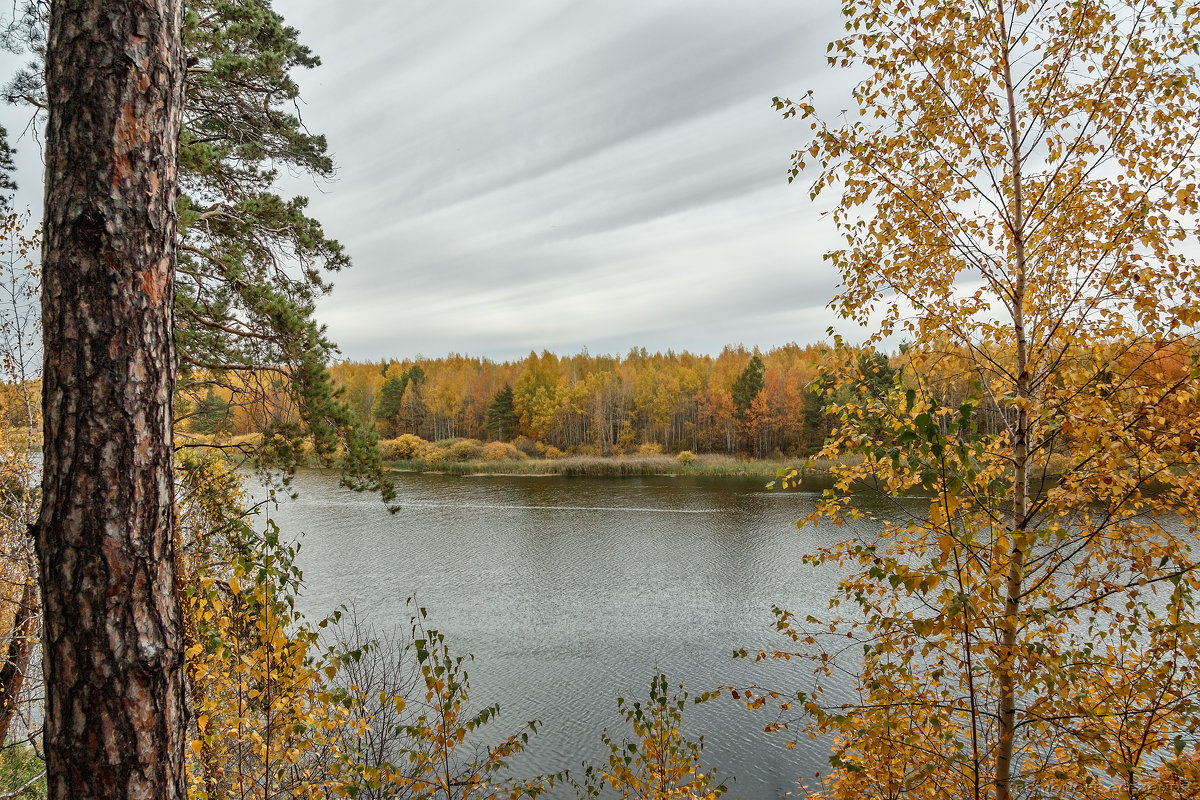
[386,452,855,478]
[147,431,1092,481]
[178,432,842,477]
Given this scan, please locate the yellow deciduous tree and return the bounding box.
[178,457,366,799]
[176,456,551,800]
[0,215,40,750]
[750,1,1200,798]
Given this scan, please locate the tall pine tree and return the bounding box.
[37,0,187,795]
[5,0,391,500]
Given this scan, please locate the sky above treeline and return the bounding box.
[1,0,857,363]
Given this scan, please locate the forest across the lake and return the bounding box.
[173,338,1192,478]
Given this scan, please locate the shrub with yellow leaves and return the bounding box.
[182,499,367,799]
[577,674,726,800]
[177,455,553,800]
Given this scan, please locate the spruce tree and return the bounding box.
[374,373,410,438]
[486,384,519,442]
[731,354,765,420]
[853,350,896,399]
[0,124,16,213]
[190,388,232,435]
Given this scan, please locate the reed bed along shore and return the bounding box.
[176,433,850,478]
[71,430,1090,482]
[385,453,856,478]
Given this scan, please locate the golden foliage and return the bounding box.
[479,441,525,462]
[750,0,1200,798]
[176,456,553,800]
[578,674,725,800]
[178,457,364,799]
[327,344,840,458]
[379,434,427,461]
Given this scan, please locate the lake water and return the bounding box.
[263,470,913,799]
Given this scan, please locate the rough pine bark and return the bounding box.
[35,1,186,798]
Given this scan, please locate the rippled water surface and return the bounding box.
[264,471,910,799]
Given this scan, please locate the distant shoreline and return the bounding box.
[175,430,859,480]
[382,453,854,479]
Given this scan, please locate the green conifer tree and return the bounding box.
[375,373,410,438]
[486,385,519,442]
[730,354,765,421]
[5,0,392,501]
[190,389,232,435]
[0,124,16,213]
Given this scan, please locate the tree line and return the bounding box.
[185,345,906,459]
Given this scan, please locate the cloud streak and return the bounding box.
[1,0,856,362]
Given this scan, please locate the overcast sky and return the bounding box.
[2,0,856,363]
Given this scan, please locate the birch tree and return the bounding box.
[748,1,1200,798]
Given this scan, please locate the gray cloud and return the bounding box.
[280,0,855,361]
[1,0,860,362]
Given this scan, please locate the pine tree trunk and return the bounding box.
[36,1,186,798]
